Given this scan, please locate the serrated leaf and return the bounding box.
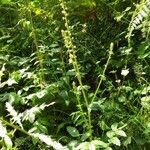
[32,133,65,149]
[67,126,80,137]
[0,121,7,138]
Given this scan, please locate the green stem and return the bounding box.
[73,62,92,140]
[26,0,44,85]
[60,0,93,140]
[0,118,30,137]
[91,43,113,104]
[0,118,43,145]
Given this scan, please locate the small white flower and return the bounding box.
[121,69,129,76]
[115,79,121,83]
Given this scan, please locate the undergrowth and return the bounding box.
[0,0,150,149]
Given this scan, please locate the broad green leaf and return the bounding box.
[111,123,118,131]
[92,140,108,148]
[106,131,115,138]
[109,137,120,146]
[115,130,126,137]
[67,126,80,137]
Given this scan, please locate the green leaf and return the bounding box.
[141,96,150,109]
[111,123,118,131]
[81,133,89,141]
[99,120,109,131]
[115,130,126,137]
[105,147,113,150]
[137,41,150,59]
[59,90,68,99]
[92,140,108,148]
[123,136,131,146]
[106,131,115,138]
[109,137,120,146]
[76,142,89,150]
[36,123,48,134]
[141,86,150,95]
[66,69,76,76]
[118,96,126,102]
[57,122,67,133]
[67,126,80,137]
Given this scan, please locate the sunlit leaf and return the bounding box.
[91,140,108,148]
[115,130,126,137]
[109,137,120,146]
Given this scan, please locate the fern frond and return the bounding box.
[22,102,55,123]
[31,133,67,150]
[128,0,150,45]
[6,102,23,129]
